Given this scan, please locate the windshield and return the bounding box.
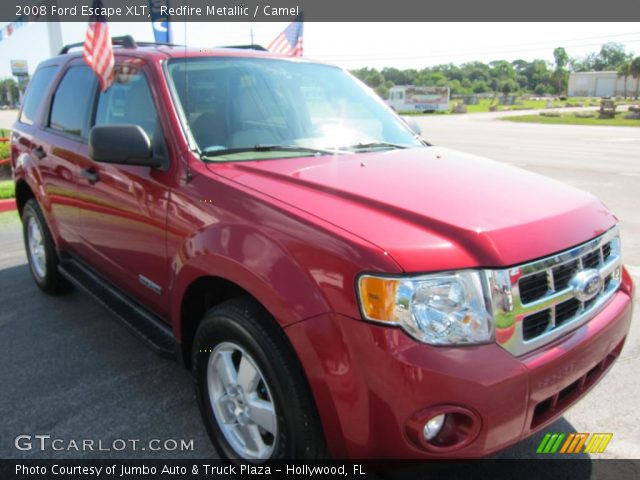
[166,57,424,160]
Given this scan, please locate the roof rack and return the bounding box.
[59,36,266,55]
[219,45,268,51]
[59,35,137,55]
[58,35,183,55]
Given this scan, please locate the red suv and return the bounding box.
[11,36,634,461]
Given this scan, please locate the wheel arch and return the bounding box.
[15,178,36,216]
[178,275,252,368]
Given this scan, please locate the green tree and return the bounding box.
[501,79,518,98]
[0,78,19,105]
[631,57,640,100]
[553,47,569,70]
[553,47,569,94]
[573,42,633,71]
[618,61,632,98]
[472,80,489,93]
[381,67,410,86]
[489,60,515,104]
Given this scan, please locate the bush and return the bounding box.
[534,84,546,95]
[0,180,14,199]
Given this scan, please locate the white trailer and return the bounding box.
[386,85,450,112]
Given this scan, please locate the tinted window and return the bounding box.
[95,66,158,142]
[19,66,57,125]
[49,66,97,138]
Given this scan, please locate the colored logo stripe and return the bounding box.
[584,433,613,453]
[538,433,613,454]
[537,433,565,453]
[565,433,589,453]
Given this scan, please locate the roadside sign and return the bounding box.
[10,59,29,77]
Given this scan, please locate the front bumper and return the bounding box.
[285,267,634,458]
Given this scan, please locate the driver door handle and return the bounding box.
[80,167,100,185]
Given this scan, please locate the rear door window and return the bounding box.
[49,66,97,139]
[19,66,58,125]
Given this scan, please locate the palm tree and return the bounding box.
[631,57,640,100]
[618,61,631,99]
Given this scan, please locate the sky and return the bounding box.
[0,22,639,78]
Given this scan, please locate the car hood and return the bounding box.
[208,146,616,271]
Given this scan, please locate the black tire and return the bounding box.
[192,297,326,461]
[22,199,72,294]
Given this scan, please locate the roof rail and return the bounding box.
[59,35,137,55]
[135,40,181,48]
[220,44,268,51]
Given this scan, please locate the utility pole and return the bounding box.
[46,23,63,57]
[46,1,63,56]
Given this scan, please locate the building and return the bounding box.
[568,71,639,98]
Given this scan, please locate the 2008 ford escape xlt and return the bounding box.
[11,36,634,460]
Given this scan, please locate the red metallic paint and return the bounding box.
[285,268,633,458]
[11,46,635,459]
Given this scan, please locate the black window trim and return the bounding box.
[17,64,60,127]
[89,62,170,170]
[45,64,99,144]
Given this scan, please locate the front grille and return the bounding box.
[523,310,551,340]
[519,272,550,304]
[551,260,579,292]
[555,298,581,326]
[489,227,622,357]
[582,250,601,269]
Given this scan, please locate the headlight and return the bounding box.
[357,271,494,345]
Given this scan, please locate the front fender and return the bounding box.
[166,174,403,336]
[169,221,333,334]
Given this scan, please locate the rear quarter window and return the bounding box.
[48,66,97,139]
[19,66,58,125]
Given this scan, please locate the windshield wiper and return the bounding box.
[340,142,409,152]
[200,144,338,159]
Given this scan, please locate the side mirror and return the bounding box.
[89,124,162,168]
[401,116,422,136]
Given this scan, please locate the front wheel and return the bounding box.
[192,297,326,461]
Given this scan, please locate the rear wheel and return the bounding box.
[22,199,72,294]
[192,297,326,461]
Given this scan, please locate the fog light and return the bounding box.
[423,414,446,441]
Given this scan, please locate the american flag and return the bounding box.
[267,14,304,57]
[83,0,114,91]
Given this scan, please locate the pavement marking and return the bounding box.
[626,265,640,278]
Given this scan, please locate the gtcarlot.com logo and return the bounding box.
[14,435,194,452]
[537,432,613,454]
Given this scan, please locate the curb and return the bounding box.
[0,198,16,213]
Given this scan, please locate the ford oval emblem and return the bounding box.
[570,269,603,302]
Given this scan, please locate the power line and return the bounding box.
[313,38,640,64]
[311,30,640,60]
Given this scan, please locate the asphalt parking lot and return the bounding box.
[0,109,638,464]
